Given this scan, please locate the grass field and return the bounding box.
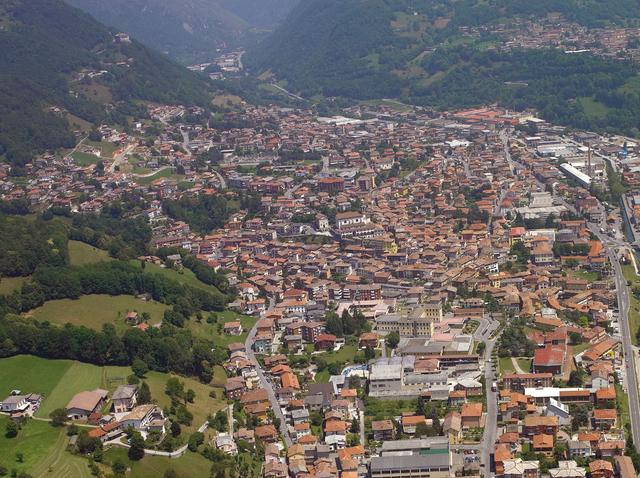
[0,415,92,476]
[0,355,73,402]
[0,356,225,476]
[516,358,532,373]
[0,275,30,295]
[187,310,257,348]
[71,151,101,166]
[104,448,213,478]
[0,355,225,431]
[85,140,118,159]
[136,168,184,186]
[27,294,169,331]
[144,371,226,433]
[132,261,220,295]
[314,344,358,383]
[570,269,600,283]
[38,362,131,417]
[577,97,610,119]
[499,357,515,375]
[68,240,113,266]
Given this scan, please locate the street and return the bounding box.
[244,303,293,447]
[591,225,640,451]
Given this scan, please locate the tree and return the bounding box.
[571,405,590,431]
[165,377,185,402]
[170,421,182,437]
[128,432,146,460]
[386,331,400,349]
[138,381,151,404]
[4,421,18,438]
[112,459,127,477]
[187,432,204,452]
[132,358,149,378]
[185,389,196,403]
[49,408,67,427]
[164,471,178,478]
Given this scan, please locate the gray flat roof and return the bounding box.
[371,454,451,471]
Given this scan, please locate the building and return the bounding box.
[503,459,540,478]
[375,304,443,337]
[0,395,29,414]
[66,389,108,420]
[372,420,395,441]
[112,385,138,413]
[369,454,451,478]
[502,373,553,393]
[548,461,586,478]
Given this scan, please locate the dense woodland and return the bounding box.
[0,212,233,380]
[248,0,640,135]
[0,0,212,171]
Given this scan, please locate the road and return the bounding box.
[109,143,136,173]
[269,83,305,102]
[245,305,293,447]
[480,316,503,477]
[591,225,640,451]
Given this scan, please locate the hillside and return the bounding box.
[65,0,300,63]
[247,0,640,134]
[0,0,212,171]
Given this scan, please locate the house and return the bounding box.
[461,402,483,429]
[549,461,586,478]
[567,440,592,459]
[215,433,238,455]
[66,389,108,420]
[255,424,278,443]
[532,434,554,457]
[503,459,540,478]
[225,376,247,400]
[314,333,337,351]
[522,415,559,437]
[615,456,637,478]
[111,385,138,413]
[359,332,379,349]
[324,419,347,450]
[443,412,462,445]
[589,460,614,478]
[372,419,395,441]
[223,321,243,336]
[402,415,427,435]
[533,346,566,376]
[0,395,29,414]
[120,404,165,433]
[592,409,617,431]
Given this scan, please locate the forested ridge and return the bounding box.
[0,212,233,380]
[0,0,212,170]
[248,0,640,135]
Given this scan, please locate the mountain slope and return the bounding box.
[0,0,212,171]
[65,0,300,63]
[247,0,640,135]
[248,0,640,98]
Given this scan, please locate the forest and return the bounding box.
[0,0,212,170]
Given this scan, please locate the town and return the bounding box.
[3,98,640,478]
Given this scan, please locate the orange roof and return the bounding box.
[593,409,617,420]
[461,402,483,417]
[533,434,554,449]
[324,420,347,433]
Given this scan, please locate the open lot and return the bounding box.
[0,275,30,295]
[0,355,226,432]
[26,294,169,331]
[68,240,113,266]
[104,448,213,478]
